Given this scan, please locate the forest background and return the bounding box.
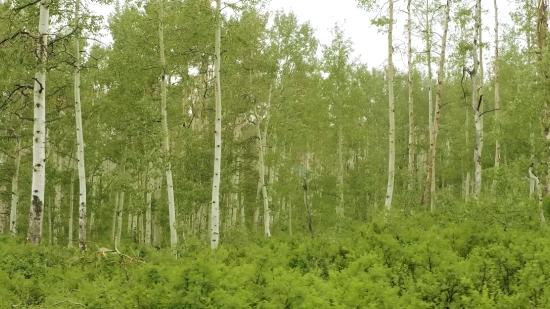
[2,0,550,307]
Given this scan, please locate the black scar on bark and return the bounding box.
[32,195,42,215]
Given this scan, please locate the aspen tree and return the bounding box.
[10,134,21,237]
[210,0,222,249]
[73,0,87,251]
[384,0,395,210]
[159,0,178,248]
[422,0,450,209]
[471,0,483,198]
[407,0,414,190]
[27,0,51,244]
[493,0,501,185]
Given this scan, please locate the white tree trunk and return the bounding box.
[115,191,124,250]
[10,135,21,237]
[384,0,395,210]
[68,168,75,248]
[471,0,483,198]
[53,153,62,245]
[27,0,50,244]
[145,162,152,246]
[407,0,414,190]
[210,0,222,249]
[337,124,345,216]
[529,165,546,225]
[256,112,271,238]
[422,0,450,210]
[73,0,87,252]
[158,0,178,249]
[493,0,501,178]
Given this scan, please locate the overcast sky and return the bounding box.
[91,0,516,70]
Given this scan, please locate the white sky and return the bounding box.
[90,0,516,71]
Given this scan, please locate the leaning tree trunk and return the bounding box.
[407,0,414,190]
[27,0,50,245]
[384,0,395,210]
[10,135,21,237]
[158,0,178,249]
[422,0,450,209]
[210,0,222,249]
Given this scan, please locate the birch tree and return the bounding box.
[210,0,222,249]
[158,0,178,248]
[27,0,51,244]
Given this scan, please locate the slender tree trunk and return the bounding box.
[422,0,450,209]
[337,124,345,215]
[425,0,435,209]
[384,0,395,210]
[256,109,271,238]
[145,162,152,246]
[493,0,501,189]
[210,0,222,249]
[110,192,117,244]
[73,0,87,252]
[407,0,414,190]
[27,0,50,245]
[115,191,124,250]
[10,135,21,237]
[471,0,483,198]
[68,167,75,248]
[53,153,62,245]
[158,0,178,248]
[529,164,546,225]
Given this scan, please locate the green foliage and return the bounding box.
[1,205,550,308]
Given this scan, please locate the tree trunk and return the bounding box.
[10,135,21,237]
[529,164,546,225]
[384,0,395,210]
[493,0,501,189]
[158,0,178,249]
[115,191,124,250]
[407,0,414,191]
[256,107,271,238]
[145,162,152,246]
[210,0,222,249]
[337,124,345,216]
[422,0,450,209]
[53,153,62,245]
[68,168,75,248]
[471,0,483,198]
[27,0,50,245]
[73,0,87,252]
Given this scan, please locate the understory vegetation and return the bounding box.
[3,200,550,308]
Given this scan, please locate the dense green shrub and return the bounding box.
[1,204,550,308]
